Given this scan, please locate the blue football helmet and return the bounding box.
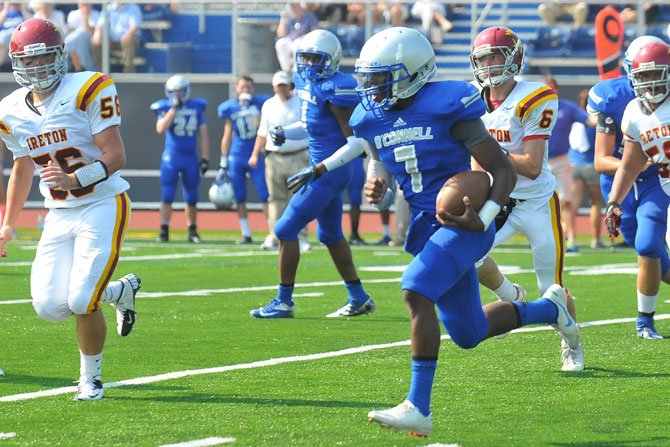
[295,29,342,81]
[355,27,436,112]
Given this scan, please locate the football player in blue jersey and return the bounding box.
[218,75,271,245]
[348,27,581,437]
[249,29,376,319]
[589,35,670,339]
[151,75,210,243]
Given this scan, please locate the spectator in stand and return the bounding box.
[249,71,311,252]
[410,1,453,44]
[91,2,142,73]
[538,1,588,28]
[218,75,271,245]
[379,1,409,27]
[307,3,347,24]
[620,2,659,24]
[275,2,318,73]
[346,3,384,27]
[0,3,32,68]
[568,89,604,250]
[65,2,100,72]
[31,1,67,34]
[544,78,597,252]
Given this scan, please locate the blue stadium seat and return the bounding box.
[567,27,596,58]
[527,26,571,58]
[646,25,668,41]
[327,25,365,58]
[623,27,639,51]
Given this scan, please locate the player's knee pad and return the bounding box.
[442,319,484,349]
[274,213,302,241]
[183,187,199,206]
[316,226,344,246]
[32,297,71,323]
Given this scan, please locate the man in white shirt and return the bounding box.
[248,71,310,251]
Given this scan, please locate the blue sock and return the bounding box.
[277,283,294,305]
[345,279,367,302]
[406,358,436,417]
[513,298,558,326]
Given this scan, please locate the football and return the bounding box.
[436,170,492,216]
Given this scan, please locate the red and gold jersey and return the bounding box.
[0,71,129,208]
[477,80,558,200]
[622,98,670,194]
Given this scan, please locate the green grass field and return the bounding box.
[1,229,669,447]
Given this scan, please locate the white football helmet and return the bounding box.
[624,35,664,80]
[165,74,191,102]
[209,179,236,210]
[295,29,342,81]
[9,18,67,93]
[355,27,436,112]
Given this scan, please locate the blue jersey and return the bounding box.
[294,72,359,163]
[150,98,207,157]
[587,76,657,181]
[217,94,270,157]
[350,81,485,216]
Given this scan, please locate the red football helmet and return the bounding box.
[631,41,670,106]
[9,18,67,93]
[470,26,524,88]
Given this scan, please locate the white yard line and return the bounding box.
[0,433,16,440]
[1,314,667,403]
[160,437,236,447]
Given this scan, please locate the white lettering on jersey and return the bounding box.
[297,89,317,105]
[373,127,433,149]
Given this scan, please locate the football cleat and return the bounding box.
[348,235,367,246]
[299,239,312,252]
[0,367,4,376]
[495,283,526,339]
[326,297,376,318]
[636,316,663,339]
[156,231,169,243]
[544,284,581,350]
[375,235,392,245]
[250,298,294,319]
[114,274,141,337]
[188,231,202,244]
[560,338,585,372]
[236,236,253,245]
[368,400,432,437]
[73,378,104,401]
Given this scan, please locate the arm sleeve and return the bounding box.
[451,118,490,149]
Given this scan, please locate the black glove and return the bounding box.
[216,167,230,184]
[270,125,286,146]
[171,96,184,109]
[605,201,622,239]
[199,158,209,176]
[287,165,320,193]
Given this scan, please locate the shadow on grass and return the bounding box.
[559,366,670,379]
[109,391,387,408]
[550,438,670,447]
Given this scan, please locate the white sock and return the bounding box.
[493,277,517,302]
[80,352,102,381]
[637,291,658,314]
[240,218,251,237]
[101,280,123,304]
[382,224,390,238]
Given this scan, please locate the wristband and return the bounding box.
[478,200,500,231]
[219,155,228,169]
[74,160,108,188]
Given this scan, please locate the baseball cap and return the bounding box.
[272,71,292,86]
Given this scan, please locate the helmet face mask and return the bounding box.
[354,27,436,114]
[295,30,342,81]
[10,18,67,94]
[631,41,670,106]
[165,75,191,102]
[470,27,523,88]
